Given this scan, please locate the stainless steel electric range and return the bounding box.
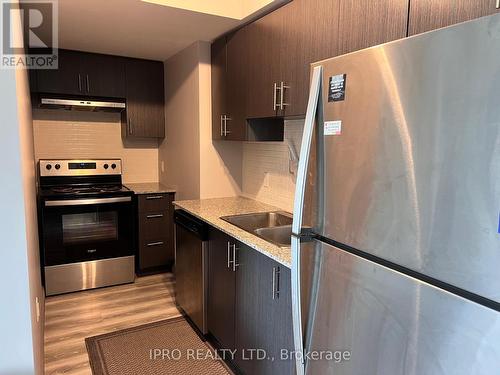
[38,159,135,296]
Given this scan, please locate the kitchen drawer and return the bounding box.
[139,211,171,241]
[138,193,173,213]
[139,238,171,269]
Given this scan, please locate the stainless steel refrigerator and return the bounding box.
[291,14,500,375]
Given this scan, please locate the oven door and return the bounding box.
[42,196,134,266]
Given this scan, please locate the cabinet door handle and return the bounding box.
[273,82,278,111]
[145,195,163,200]
[220,115,225,137]
[272,267,276,299]
[147,241,164,247]
[224,115,231,135]
[86,74,90,93]
[279,81,290,110]
[227,241,232,268]
[272,266,281,300]
[78,74,82,92]
[128,119,133,135]
[146,214,164,219]
[232,244,239,272]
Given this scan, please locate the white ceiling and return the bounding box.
[47,0,285,61]
[142,0,273,20]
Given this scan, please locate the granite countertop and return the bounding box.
[173,197,292,268]
[125,182,176,195]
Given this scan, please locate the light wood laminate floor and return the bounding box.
[44,273,181,375]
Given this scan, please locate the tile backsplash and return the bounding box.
[242,119,304,212]
[32,109,304,202]
[32,110,159,183]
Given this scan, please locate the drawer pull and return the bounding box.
[145,195,163,200]
[147,241,164,247]
[227,242,232,269]
[272,266,281,300]
[232,243,239,272]
[146,214,164,219]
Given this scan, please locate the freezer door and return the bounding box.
[293,238,500,375]
[315,14,500,302]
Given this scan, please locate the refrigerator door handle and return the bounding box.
[292,65,322,236]
[291,65,322,375]
[291,236,305,375]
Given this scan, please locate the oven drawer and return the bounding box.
[138,212,171,241]
[138,193,173,213]
[45,256,135,296]
[139,239,172,269]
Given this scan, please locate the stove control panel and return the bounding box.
[39,159,122,177]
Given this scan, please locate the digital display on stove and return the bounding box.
[68,162,97,170]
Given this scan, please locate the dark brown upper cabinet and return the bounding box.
[211,30,248,141]
[211,0,497,131]
[31,49,165,139]
[121,58,165,139]
[246,10,285,119]
[337,0,409,55]
[83,53,126,98]
[278,0,341,117]
[228,0,408,120]
[408,0,500,36]
[34,49,125,98]
[35,50,83,96]
[213,0,340,126]
[225,30,248,141]
[212,0,340,127]
[278,0,407,117]
[211,36,228,141]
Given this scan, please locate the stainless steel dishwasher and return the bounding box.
[174,209,208,334]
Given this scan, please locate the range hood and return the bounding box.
[39,97,126,112]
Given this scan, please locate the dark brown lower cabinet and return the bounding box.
[207,227,294,374]
[235,243,294,375]
[136,192,175,274]
[207,228,236,350]
[234,244,262,374]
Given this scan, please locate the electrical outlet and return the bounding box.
[161,161,165,173]
[263,172,270,188]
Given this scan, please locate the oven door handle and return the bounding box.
[45,196,132,207]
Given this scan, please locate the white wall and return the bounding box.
[0,4,44,374]
[160,41,242,200]
[33,110,159,184]
[160,42,201,199]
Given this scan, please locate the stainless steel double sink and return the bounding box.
[220,211,293,247]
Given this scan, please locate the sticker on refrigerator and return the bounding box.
[328,74,347,102]
[324,120,342,136]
